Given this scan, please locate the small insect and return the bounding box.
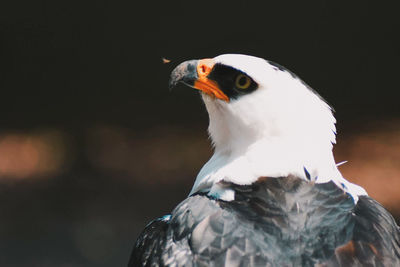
[162,57,171,64]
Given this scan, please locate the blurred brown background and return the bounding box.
[0,0,399,266]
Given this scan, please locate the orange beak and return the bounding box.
[194,59,229,102]
[169,58,229,102]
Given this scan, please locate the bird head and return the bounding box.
[169,54,356,199]
[170,54,336,152]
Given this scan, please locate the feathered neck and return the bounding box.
[189,74,366,202]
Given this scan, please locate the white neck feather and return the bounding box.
[189,57,366,201]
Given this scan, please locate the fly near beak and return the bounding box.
[169,58,229,102]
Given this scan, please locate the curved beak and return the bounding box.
[169,58,229,102]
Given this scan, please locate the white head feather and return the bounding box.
[188,54,367,202]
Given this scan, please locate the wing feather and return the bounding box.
[129,177,400,267]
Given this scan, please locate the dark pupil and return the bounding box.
[238,76,247,86]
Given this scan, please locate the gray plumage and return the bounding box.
[129,176,400,266]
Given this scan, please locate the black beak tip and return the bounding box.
[168,59,199,90]
[168,77,177,89]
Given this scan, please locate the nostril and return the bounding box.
[200,65,206,74]
[197,59,214,76]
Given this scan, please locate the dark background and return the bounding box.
[0,0,399,266]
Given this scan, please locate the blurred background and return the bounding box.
[0,0,399,266]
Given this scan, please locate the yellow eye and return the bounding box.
[235,74,251,89]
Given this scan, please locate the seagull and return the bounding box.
[129,54,400,266]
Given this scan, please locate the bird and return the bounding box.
[129,54,400,266]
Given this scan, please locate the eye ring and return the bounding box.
[235,74,251,90]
